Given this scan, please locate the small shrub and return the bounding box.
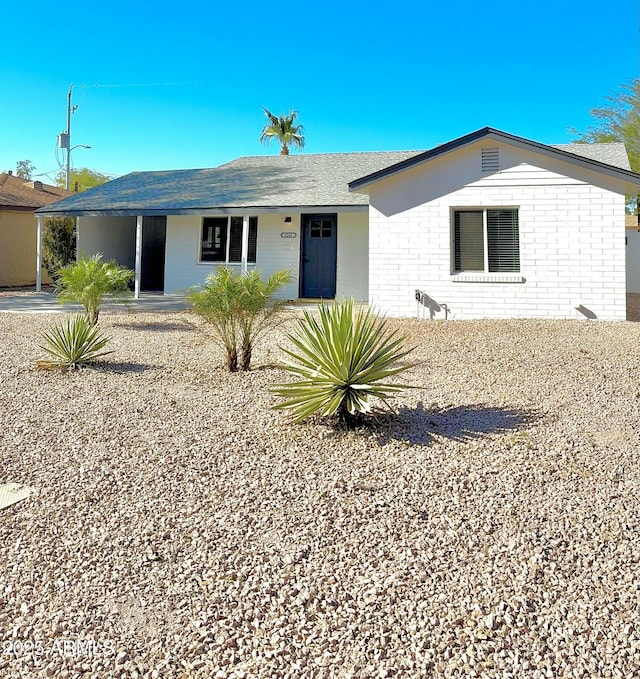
[272,298,414,427]
[36,314,112,370]
[189,267,293,372]
[56,253,134,325]
[43,217,76,281]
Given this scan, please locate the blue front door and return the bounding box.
[300,214,337,298]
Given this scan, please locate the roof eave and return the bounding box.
[36,203,370,218]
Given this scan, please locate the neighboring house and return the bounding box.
[0,173,72,287]
[36,128,640,320]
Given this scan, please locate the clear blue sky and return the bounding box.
[1,0,638,182]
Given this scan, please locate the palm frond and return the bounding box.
[259,107,305,155]
[188,267,293,371]
[56,253,134,324]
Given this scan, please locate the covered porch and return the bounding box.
[34,211,259,299]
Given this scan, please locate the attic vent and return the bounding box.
[33,181,43,191]
[481,148,499,173]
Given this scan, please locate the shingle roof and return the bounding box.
[552,142,631,170]
[0,173,72,210]
[37,151,422,217]
[36,129,639,217]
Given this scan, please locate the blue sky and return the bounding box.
[1,0,638,181]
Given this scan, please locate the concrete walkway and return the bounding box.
[0,291,190,314]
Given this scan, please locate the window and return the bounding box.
[201,216,258,263]
[453,209,519,273]
[309,218,334,238]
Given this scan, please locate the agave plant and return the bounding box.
[37,314,112,370]
[56,253,134,325]
[272,298,414,427]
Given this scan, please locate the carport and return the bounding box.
[34,212,167,297]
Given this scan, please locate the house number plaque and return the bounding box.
[281,232,297,238]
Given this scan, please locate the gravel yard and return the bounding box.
[1,310,639,678]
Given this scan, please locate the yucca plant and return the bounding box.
[272,298,414,427]
[56,253,134,325]
[189,267,293,372]
[36,314,112,370]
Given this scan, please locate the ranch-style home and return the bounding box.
[36,127,640,320]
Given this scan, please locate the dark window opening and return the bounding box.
[201,216,258,263]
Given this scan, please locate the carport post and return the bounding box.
[36,215,43,292]
[134,215,143,299]
[241,214,249,274]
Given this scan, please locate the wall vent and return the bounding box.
[481,147,499,172]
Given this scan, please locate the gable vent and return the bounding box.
[33,180,44,191]
[481,147,499,172]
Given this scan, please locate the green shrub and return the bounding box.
[189,267,293,372]
[235,269,294,370]
[37,314,112,370]
[56,253,134,325]
[272,298,414,427]
[189,267,241,371]
[43,217,76,281]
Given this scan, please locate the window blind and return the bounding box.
[487,210,519,272]
[227,217,258,264]
[228,217,243,262]
[454,211,484,271]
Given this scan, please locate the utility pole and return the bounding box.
[57,85,76,190]
[64,85,77,191]
[57,85,89,191]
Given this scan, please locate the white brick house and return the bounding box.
[350,129,640,320]
[37,127,640,320]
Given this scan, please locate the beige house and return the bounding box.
[0,173,71,287]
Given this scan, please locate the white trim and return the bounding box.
[134,215,143,298]
[241,215,249,274]
[451,273,525,283]
[36,215,43,291]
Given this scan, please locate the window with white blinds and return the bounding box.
[453,209,519,273]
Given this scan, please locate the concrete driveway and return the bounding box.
[0,291,189,314]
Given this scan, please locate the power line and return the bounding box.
[92,81,204,89]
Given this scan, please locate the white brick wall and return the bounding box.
[367,143,628,320]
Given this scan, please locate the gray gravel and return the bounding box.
[1,310,639,678]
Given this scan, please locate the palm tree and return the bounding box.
[259,107,305,155]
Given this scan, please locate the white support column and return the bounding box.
[36,215,43,291]
[134,215,143,299]
[241,215,249,274]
